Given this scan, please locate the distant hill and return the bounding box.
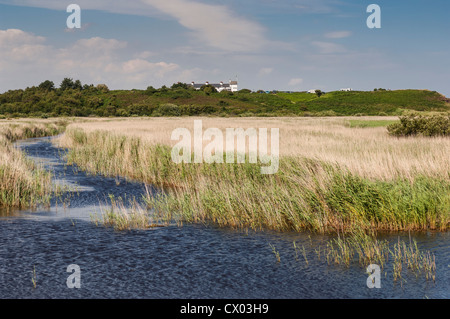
[0,81,448,118]
[278,90,450,116]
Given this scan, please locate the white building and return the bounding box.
[191,80,238,92]
[307,89,318,94]
[340,88,352,92]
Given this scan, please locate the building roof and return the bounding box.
[211,83,231,88]
[191,81,235,89]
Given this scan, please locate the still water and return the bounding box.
[0,137,448,299]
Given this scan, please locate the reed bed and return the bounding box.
[60,117,450,181]
[0,121,66,208]
[91,195,168,231]
[57,121,449,233]
[391,237,437,282]
[324,232,436,282]
[325,231,390,268]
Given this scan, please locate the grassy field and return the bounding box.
[0,119,67,208]
[57,117,450,233]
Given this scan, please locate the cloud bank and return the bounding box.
[0,28,181,89]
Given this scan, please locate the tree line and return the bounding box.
[0,79,259,118]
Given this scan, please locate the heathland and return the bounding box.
[1,79,449,118]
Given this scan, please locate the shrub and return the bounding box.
[157,103,181,116]
[387,114,450,137]
[145,86,157,95]
[96,84,109,93]
[217,100,230,107]
[168,89,192,100]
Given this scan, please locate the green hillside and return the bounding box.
[0,79,448,118]
[279,90,450,116]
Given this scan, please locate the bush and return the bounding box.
[96,84,109,93]
[157,103,181,116]
[168,89,192,100]
[217,100,230,107]
[387,114,450,137]
[145,86,157,95]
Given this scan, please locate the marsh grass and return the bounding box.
[59,117,450,181]
[323,231,436,282]
[325,231,390,268]
[269,243,281,263]
[91,195,168,231]
[0,121,67,208]
[31,266,37,289]
[391,237,436,282]
[58,124,449,233]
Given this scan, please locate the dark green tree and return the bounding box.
[171,82,189,90]
[73,79,83,90]
[60,78,75,91]
[200,84,218,95]
[38,80,55,91]
[145,86,157,95]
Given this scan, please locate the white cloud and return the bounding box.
[0,29,50,64]
[258,67,273,76]
[134,51,156,59]
[142,0,268,52]
[3,0,269,52]
[312,41,346,54]
[288,78,303,86]
[324,31,352,39]
[0,28,45,45]
[0,28,182,90]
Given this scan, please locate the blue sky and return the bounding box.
[0,0,449,96]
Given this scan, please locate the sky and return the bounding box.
[0,0,449,96]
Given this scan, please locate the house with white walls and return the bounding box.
[191,80,238,92]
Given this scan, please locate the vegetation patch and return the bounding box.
[0,120,67,208]
[387,114,450,137]
[348,119,399,128]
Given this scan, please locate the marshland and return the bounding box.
[0,116,448,298]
